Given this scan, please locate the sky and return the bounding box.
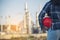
[0,0,49,25]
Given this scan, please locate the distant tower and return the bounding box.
[25,2,29,34]
[36,12,38,27]
[36,12,40,28]
[36,12,41,33]
[24,2,32,34]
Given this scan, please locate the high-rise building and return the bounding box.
[24,2,32,34]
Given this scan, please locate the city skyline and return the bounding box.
[0,0,49,25]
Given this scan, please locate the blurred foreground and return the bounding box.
[0,33,47,40]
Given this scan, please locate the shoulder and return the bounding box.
[44,1,51,7]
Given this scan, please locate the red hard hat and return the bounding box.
[42,17,52,28]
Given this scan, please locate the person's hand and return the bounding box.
[42,26,49,31]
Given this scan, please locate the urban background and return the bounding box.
[0,0,49,40]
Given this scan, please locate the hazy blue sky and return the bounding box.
[0,0,49,25]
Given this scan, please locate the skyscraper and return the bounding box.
[24,2,32,34]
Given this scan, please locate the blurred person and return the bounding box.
[38,0,60,40]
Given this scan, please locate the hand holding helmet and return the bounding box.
[42,14,52,29]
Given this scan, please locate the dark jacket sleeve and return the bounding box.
[38,1,51,30]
